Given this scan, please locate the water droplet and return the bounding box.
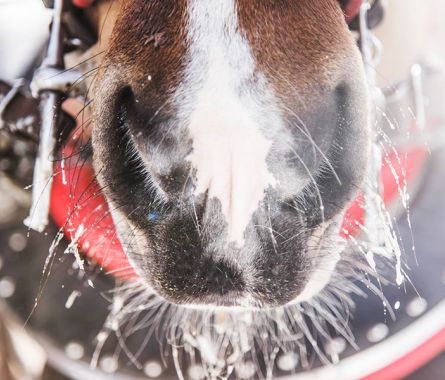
[236,361,256,379]
[325,337,347,355]
[406,297,427,317]
[0,277,15,298]
[99,356,118,373]
[144,361,163,378]
[61,158,68,185]
[148,212,160,222]
[8,233,27,252]
[65,290,81,309]
[188,364,205,380]
[366,323,389,343]
[65,342,84,360]
[277,352,299,372]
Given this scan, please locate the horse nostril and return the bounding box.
[115,86,153,134]
[114,86,136,132]
[117,84,171,138]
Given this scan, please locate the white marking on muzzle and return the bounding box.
[184,0,278,247]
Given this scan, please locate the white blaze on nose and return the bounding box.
[184,0,277,246]
[189,97,276,247]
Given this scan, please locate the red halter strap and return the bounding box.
[72,0,95,8]
[344,0,364,23]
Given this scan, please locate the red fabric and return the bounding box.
[50,142,136,279]
[72,0,95,8]
[362,327,445,380]
[341,147,428,237]
[344,0,363,23]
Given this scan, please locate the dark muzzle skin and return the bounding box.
[91,0,370,308]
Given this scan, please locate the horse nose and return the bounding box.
[203,262,242,297]
[158,245,247,305]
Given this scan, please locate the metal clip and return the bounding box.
[25,0,66,232]
[30,67,83,100]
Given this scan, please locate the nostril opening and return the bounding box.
[116,85,135,112]
[334,82,350,110]
[115,86,136,130]
[116,85,169,142]
[119,85,135,105]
